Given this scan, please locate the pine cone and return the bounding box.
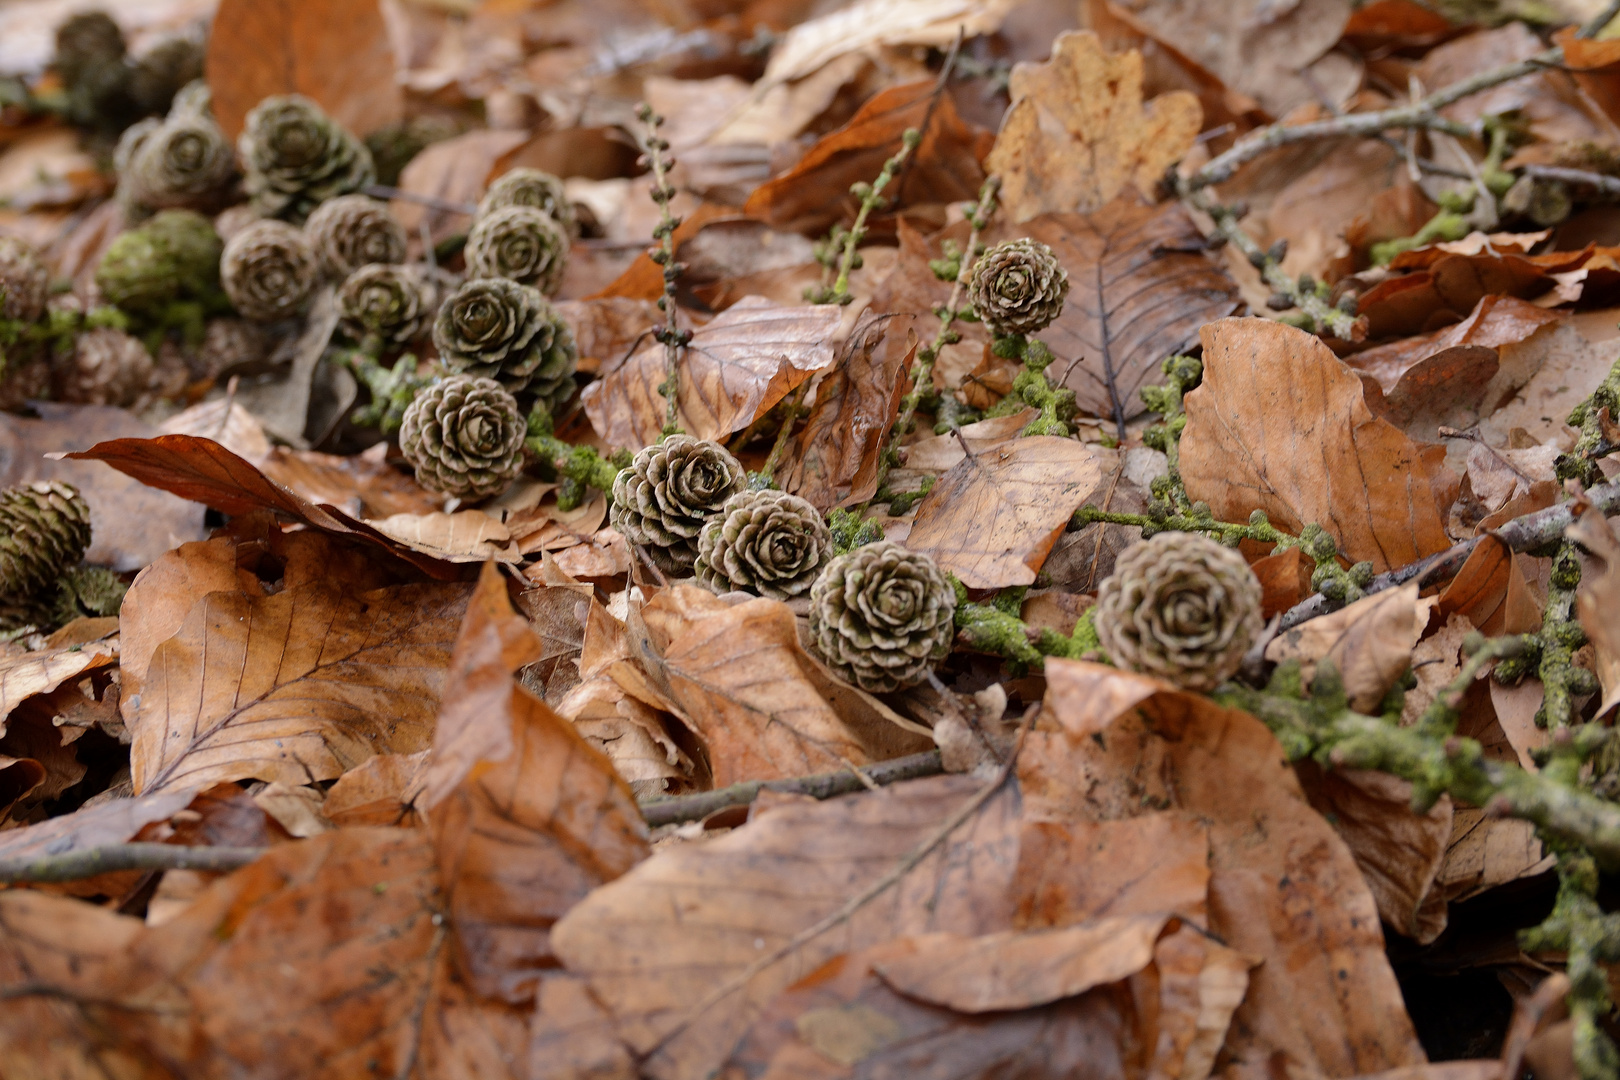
[192,317,271,379]
[968,238,1069,338]
[609,435,746,571]
[57,327,154,407]
[338,263,438,345]
[239,95,375,223]
[52,12,125,86]
[128,35,204,117]
[432,277,576,403]
[0,236,49,324]
[1093,531,1263,692]
[0,482,92,604]
[221,220,319,322]
[95,209,223,321]
[398,375,526,500]
[479,168,577,237]
[304,194,407,280]
[695,489,831,599]
[807,541,956,693]
[122,105,234,212]
[464,205,568,295]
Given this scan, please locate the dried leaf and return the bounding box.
[206,0,403,140]
[556,298,664,376]
[907,435,1105,589]
[758,0,1017,88]
[130,572,472,794]
[1347,295,1561,395]
[257,446,443,519]
[0,637,118,735]
[423,564,648,1004]
[366,511,521,563]
[780,312,914,510]
[391,130,530,250]
[1181,318,1454,573]
[630,585,930,786]
[986,32,1201,222]
[1026,660,1424,1076]
[321,750,427,828]
[1568,510,1620,718]
[1264,583,1431,712]
[745,81,990,235]
[581,297,844,449]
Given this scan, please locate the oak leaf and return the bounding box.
[206,0,403,140]
[986,32,1201,222]
[581,296,844,449]
[1180,318,1455,573]
[907,435,1105,589]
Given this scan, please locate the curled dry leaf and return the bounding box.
[757,0,1017,89]
[745,80,990,236]
[257,446,443,518]
[986,32,1201,223]
[422,565,648,1005]
[0,635,118,735]
[582,297,844,450]
[366,510,521,564]
[1346,295,1561,397]
[1180,318,1454,573]
[1026,660,1424,1077]
[906,435,1104,589]
[1264,582,1432,713]
[129,553,472,794]
[207,0,403,140]
[779,311,914,511]
[628,585,931,787]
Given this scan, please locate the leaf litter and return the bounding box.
[3,0,1620,1077]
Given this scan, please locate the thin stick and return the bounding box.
[0,843,267,884]
[362,184,478,215]
[1524,164,1620,198]
[647,710,1034,1055]
[756,377,816,486]
[1186,48,1560,191]
[1583,0,1620,37]
[639,750,944,827]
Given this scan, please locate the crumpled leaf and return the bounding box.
[757,0,1018,89]
[1026,659,1425,1077]
[745,80,990,236]
[581,297,844,449]
[130,557,472,794]
[0,636,118,736]
[1264,583,1432,713]
[1181,318,1455,573]
[906,435,1104,589]
[421,564,648,1005]
[626,585,931,786]
[986,31,1201,222]
[207,0,402,140]
[366,511,521,564]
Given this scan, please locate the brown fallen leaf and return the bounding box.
[67,435,466,579]
[745,80,990,236]
[130,560,472,794]
[1422,22,1607,145]
[206,0,403,141]
[779,312,914,511]
[1180,318,1455,573]
[581,296,844,449]
[422,564,648,1004]
[1025,660,1424,1077]
[391,130,530,251]
[1264,583,1432,713]
[257,446,443,519]
[0,635,118,735]
[366,511,521,564]
[906,435,1104,589]
[1346,295,1562,396]
[629,585,930,786]
[320,750,427,828]
[555,297,664,376]
[986,31,1200,223]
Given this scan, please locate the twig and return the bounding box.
[638,750,945,827]
[361,184,478,215]
[754,377,815,488]
[647,710,1034,1055]
[1523,165,1620,199]
[868,175,1001,505]
[635,103,689,439]
[0,843,267,884]
[1583,0,1620,37]
[1185,48,1560,191]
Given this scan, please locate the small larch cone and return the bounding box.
[338,263,438,346]
[968,238,1069,338]
[464,205,568,295]
[695,489,832,600]
[0,482,92,604]
[238,94,375,223]
[398,375,526,500]
[95,209,223,322]
[1093,531,1264,692]
[807,541,956,693]
[304,195,407,280]
[479,168,577,236]
[432,277,576,405]
[57,327,155,407]
[609,435,747,572]
[117,81,235,214]
[0,236,49,324]
[221,220,319,322]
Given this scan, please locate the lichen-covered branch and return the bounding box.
[635,103,689,439]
